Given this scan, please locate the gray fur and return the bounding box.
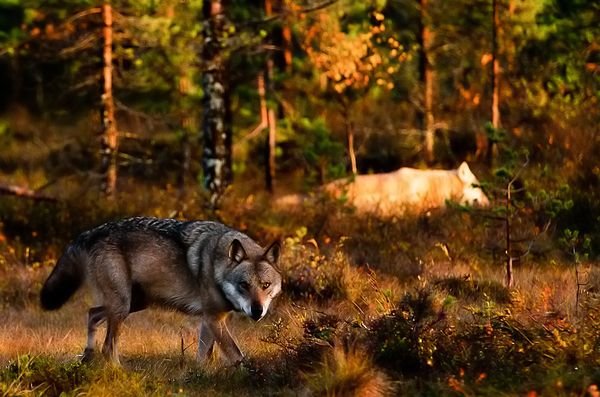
[40,217,282,365]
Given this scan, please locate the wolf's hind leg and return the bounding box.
[102,313,126,365]
[96,252,131,365]
[82,306,106,362]
[197,317,216,363]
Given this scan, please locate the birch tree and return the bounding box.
[201,0,228,207]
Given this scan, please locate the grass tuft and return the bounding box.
[0,355,89,396]
[302,345,394,397]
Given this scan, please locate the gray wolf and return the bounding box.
[278,162,489,215]
[40,217,282,365]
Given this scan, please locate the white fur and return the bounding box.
[222,281,252,317]
[456,162,489,206]
[261,298,271,318]
[183,300,205,315]
[260,283,281,318]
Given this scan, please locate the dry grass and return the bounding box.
[1,186,600,396]
[302,345,395,397]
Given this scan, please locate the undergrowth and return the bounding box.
[1,182,599,396]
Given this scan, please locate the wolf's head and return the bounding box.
[457,162,490,207]
[220,239,282,321]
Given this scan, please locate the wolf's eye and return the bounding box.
[238,281,250,290]
[262,282,271,290]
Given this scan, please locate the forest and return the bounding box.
[0,0,599,395]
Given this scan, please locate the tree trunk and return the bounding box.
[257,73,268,132]
[201,0,228,207]
[265,112,276,192]
[9,53,21,103]
[345,112,357,175]
[178,74,193,198]
[505,180,513,288]
[282,25,293,73]
[489,0,501,163]
[265,66,276,193]
[101,3,117,198]
[224,77,234,186]
[418,0,435,164]
[264,0,277,193]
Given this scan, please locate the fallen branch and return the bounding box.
[0,183,58,202]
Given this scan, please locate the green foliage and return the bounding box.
[532,186,571,216]
[0,355,89,396]
[515,0,599,132]
[304,314,340,343]
[283,231,348,302]
[535,0,600,99]
[560,228,591,263]
[295,117,346,183]
[435,277,511,304]
[369,288,441,375]
[366,287,600,394]
[484,122,506,146]
[0,2,25,53]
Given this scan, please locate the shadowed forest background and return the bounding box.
[0,0,599,395]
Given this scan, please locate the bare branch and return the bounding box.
[243,121,268,142]
[64,7,102,25]
[69,74,101,92]
[59,33,99,57]
[489,186,527,193]
[0,183,58,202]
[301,0,338,13]
[114,99,171,129]
[516,220,552,259]
[237,0,338,27]
[508,155,530,190]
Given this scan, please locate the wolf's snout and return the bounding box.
[475,195,490,207]
[250,304,263,321]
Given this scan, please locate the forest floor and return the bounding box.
[1,187,600,396]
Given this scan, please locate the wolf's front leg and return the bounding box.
[197,317,215,362]
[208,317,243,364]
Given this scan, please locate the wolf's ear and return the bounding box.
[457,161,473,183]
[229,239,247,264]
[263,241,281,265]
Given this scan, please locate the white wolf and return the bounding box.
[278,162,490,215]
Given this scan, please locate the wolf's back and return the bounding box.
[40,244,86,310]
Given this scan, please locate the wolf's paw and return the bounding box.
[228,354,247,370]
[80,348,95,363]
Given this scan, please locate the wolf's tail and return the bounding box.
[40,245,85,310]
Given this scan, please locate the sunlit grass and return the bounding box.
[1,185,599,396]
